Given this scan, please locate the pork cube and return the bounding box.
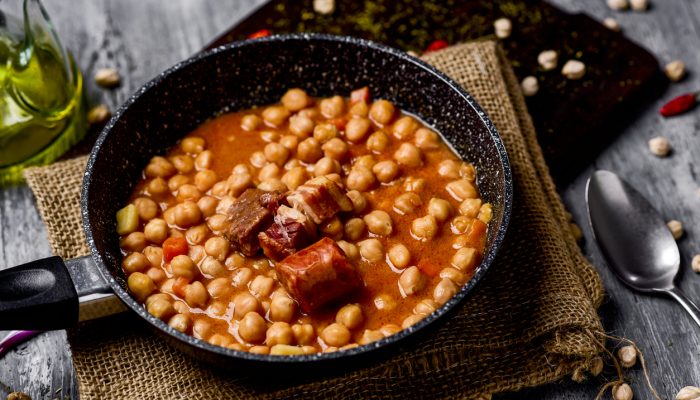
[286,176,352,224]
[223,188,282,256]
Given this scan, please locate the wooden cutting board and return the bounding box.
[207,0,665,184]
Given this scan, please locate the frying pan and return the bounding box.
[0,34,512,373]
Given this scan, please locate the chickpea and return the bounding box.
[176,184,202,203]
[346,166,376,192]
[147,177,169,196]
[249,151,267,168]
[127,272,155,301]
[369,99,395,125]
[207,214,229,232]
[169,255,195,281]
[168,174,189,192]
[366,131,390,153]
[345,118,371,142]
[349,100,369,117]
[262,105,290,127]
[411,215,438,240]
[358,238,384,262]
[209,333,233,347]
[241,114,262,131]
[402,314,424,329]
[120,232,147,252]
[204,236,229,261]
[238,312,267,343]
[313,123,339,144]
[260,130,280,143]
[379,324,401,337]
[320,216,344,240]
[192,318,212,340]
[346,190,367,214]
[399,266,425,296]
[446,179,477,201]
[319,95,345,118]
[232,267,254,288]
[453,235,470,249]
[313,157,340,177]
[353,154,376,170]
[460,163,476,181]
[174,201,201,227]
[122,252,150,274]
[415,127,440,149]
[321,323,351,347]
[249,275,275,298]
[394,143,422,167]
[162,208,176,226]
[168,313,192,333]
[170,155,194,174]
[233,292,261,319]
[359,329,384,345]
[450,215,472,234]
[172,299,188,313]
[289,115,315,138]
[388,244,411,269]
[297,137,323,163]
[440,267,466,285]
[392,115,419,139]
[459,198,482,218]
[325,172,342,184]
[344,218,366,241]
[373,294,397,312]
[226,172,253,197]
[266,322,294,346]
[258,179,287,192]
[403,177,426,192]
[146,267,166,284]
[337,240,360,261]
[336,304,363,330]
[143,246,163,269]
[188,244,206,264]
[249,345,270,354]
[142,219,167,244]
[428,198,453,223]
[282,88,311,111]
[478,203,493,224]
[193,170,217,193]
[284,158,302,170]
[451,247,477,270]
[270,296,296,322]
[438,160,461,179]
[393,192,422,215]
[144,156,176,178]
[225,253,245,270]
[200,256,226,278]
[413,299,439,315]
[281,167,308,190]
[195,150,213,170]
[134,197,158,221]
[372,160,400,183]
[210,181,227,198]
[364,210,393,236]
[197,196,218,218]
[181,137,206,154]
[263,142,290,166]
[291,324,315,345]
[322,137,349,160]
[207,301,227,317]
[434,278,458,305]
[147,297,176,321]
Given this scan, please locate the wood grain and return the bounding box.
[1,0,699,399]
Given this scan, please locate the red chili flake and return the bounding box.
[247,29,271,39]
[660,92,698,117]
[424,40,449,53]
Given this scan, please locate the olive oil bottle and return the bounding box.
[0,0,86,186]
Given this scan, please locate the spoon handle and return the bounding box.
[666,287,700,327]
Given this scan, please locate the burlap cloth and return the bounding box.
[24,41,605,399]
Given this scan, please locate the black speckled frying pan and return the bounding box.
[0,34,512,373]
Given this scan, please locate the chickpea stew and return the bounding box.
[116,87,491,356]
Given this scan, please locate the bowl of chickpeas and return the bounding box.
[79,34,512,373]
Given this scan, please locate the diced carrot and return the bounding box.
[172,276,189,298]
[417,259,442,278]
[328,117,347,130]
[464,219,487,250]
[350,87,370,104]
[163,237,188,262]
[247,29,271,39]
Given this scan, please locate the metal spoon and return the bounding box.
[586,170,700,327]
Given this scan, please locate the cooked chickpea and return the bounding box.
[208,333,233,347]
[282,88,311,111]
[206,214,229,232]
[204,236,229,261]
[369,99,395,125]
[174,201,201,227]
[415,127,440,149]
[210,181,227,197]
[413,299,439,315]
[147,297,176,320]
[346,190,367,214]
[181,137,206,154]
[349,100,369,117]
[446,179,477,201]
[146,267,166,284]
[168,313,192,333]
[263,142,290,166]
[262,105,290,127]
[226,172,253,196]
[392,115,419,139]
[195,150,213,170]
[197,196,218,218]
[297,137,323,163]
[250,275,275,298]
[440,267,466,285]
[238,312,267,343]
[346,166,376,192]
[270,296,296,322]
[352,154,376,170]
[373,294,397,312]
[359,329,384,345]
[394,143,422,167]
[134,197,158,221]
[232,268,254,289]
[344,218,366,241]
[451,247,477,270]
[345,117,371,142]
[379,324,401,337]
[364,210,393,236]
[143,246,163,269]
[266,322,294,346]
[162,208,176,225]
[322,137,348,160]
[233,292,261,319]
[319,95,345,118]
[120,232,147,252]
[194,170,218,192]
[438,160,461,179]
[225,253,245,270]
[258,179,287,192]
[146,293,170,308]
[320,216,344,240]
[388,244,411,269]
[459,198,482,218]
[399,266,425,296]
[176,184,202,203]
[337,240,360,260]
[289,115,315,138]
[460,163,476,181]
[433,278,458,305]
[122,252,150,274]
[192,318,212,340]
[281,167,308,190]
[200,256,226,278]
[393,192,422,215]
[168,174,189,192]
[336,304,364,330]
[411,215,438,240]
[291,324,315,345]
[249,345,270,354]
[478,203,493,224]
[188,244,206,264]
[366,131,390,153]
[144,156,176,178]
[144,218,168,244]
[313,157,340,177]
[321,323,351,347]
[358,238,384,262]
[428,198,453,222]
[169,255,196,281]
[402,314,424,329]
[170,155,194,174]
[147,177,169,196]
[313,123,339,144]
[450,216,471,234]
[241,114,262,131]
[372,160,400,183]
[127,272,155,301]
[403,177,426,192]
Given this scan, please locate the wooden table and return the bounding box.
[1,0,699,398]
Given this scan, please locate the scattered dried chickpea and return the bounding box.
[630,0,647,11]
[617,345,637,368]
[667,219,684,240]
[537,50,558,71]
[493,18,512,39]
[521,76,539,97]
[676,386,700,400]
[94,67,121,88]
[648,136,671,157]
[603,18,621,31]
[612,383,633,400]
[87,104,111,124]
[665,60,686,82]
[607,0,629,10]
[313,0,335,14]
[561,60,586,80]
[692,255,700,273]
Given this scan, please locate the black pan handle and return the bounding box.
[0,256,78,330]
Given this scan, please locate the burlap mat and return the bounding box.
[24,40,605,399]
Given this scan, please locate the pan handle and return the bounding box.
[0,256,78,330]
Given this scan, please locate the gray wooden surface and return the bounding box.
[1,0,699,398]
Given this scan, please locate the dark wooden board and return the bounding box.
[209,0,666,183]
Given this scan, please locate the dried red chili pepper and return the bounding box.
[247,29,271,39]
[660,92,698,117]
[424,39,448,53]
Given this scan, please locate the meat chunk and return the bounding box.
[286,176,353,224]
[276,237,363,313]
[258,206,316,261]
[223,188,283,256]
